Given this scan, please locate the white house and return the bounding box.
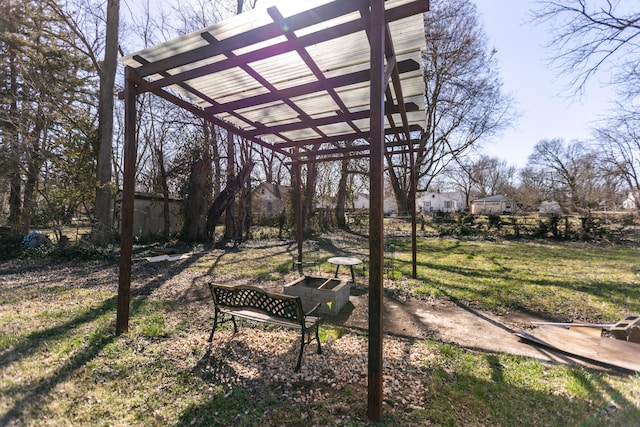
[622,192,637,210]
[383,197,398,216]
[351,192,369,210]
[417,191,464,213]
[252,182,289,217]
[470,195,513,215]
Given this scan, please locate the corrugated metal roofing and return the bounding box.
[120,0,428,160]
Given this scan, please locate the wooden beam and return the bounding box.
[249,102,419,139]
[275,123,422,149]
[293,151,303,274]
[125,71,294,160]
[204,59,420,115]
[368,0,385,421]
[116,67,138,335]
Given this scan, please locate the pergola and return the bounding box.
[118,0,429,420]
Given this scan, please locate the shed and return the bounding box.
[470,195,512,215]
[114,192,183,239]
[538,200,561,217]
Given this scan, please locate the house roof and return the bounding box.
[471,195,511,203]
[119,0,428,163]
[255,182,289,199]
[418,190,462,200]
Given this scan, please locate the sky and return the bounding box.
[473,0,617,168]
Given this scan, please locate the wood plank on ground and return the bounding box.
[517,326,640,372]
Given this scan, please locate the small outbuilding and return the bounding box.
[539,200,562,216]
[114,192,183,239]
[470,195,513,215]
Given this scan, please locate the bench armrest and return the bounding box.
[305,303,321,316]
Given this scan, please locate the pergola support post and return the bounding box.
[293,157,303,274]
[116,66,138,335]
[410,145,417,278]
[367,0,385,421]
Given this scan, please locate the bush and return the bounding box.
[0,235,25,260]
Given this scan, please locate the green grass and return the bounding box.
[1,233,639,426]
[390,238,640,321]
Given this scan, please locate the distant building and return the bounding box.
[252,182,289,217]
[114,192,183,239]
[538,200,562,216]
[351,192,369,210]
[470,195,513,215]
[383,196,398,216]
[622,192,637,210]
[417,191,464,213]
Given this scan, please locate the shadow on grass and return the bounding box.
[395,248,640,317]
[177,332,640,427]
[0,250,210,424]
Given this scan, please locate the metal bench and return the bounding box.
[208,283,322,372]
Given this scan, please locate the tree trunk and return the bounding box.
[160,160,170,241]
[21,130,43,234]
[335,158,348,228]
[181,154,210,242]
[92,0,120,243]
[7,48,20,231]
[244,183,252,241]
[224,132,235,240]
[387,159,410,213]
[210,123,221,197]
[302,144,320,235]
[206,162,254,240]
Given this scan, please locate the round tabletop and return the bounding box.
[327,256,362,266]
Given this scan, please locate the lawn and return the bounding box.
[1,232,639,426]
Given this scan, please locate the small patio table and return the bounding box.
[327,256,362,284]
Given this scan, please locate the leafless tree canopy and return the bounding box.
[534,0,640,98]
[386,0,514,213]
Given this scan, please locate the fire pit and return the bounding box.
[284,276,350,315]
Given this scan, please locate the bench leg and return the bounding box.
[315,325,322,355]
[208,311,219,342]
[295,330,305,373]
[209,312,238,342]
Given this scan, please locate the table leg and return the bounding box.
[350,266,355,284]
[334,265,339,278]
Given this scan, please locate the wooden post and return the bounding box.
[293,157,303,274]
[410,143,417,278]
[116,66,137,335]
[368,0,385,421]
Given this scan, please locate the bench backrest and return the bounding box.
[210,284,303,324]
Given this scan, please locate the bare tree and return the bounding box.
[594,111,640,203]
[526,138,603,211]
[470,156,517,199]
[41,0,120,242]
[387,0,513,212]
[534,1,640,98]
